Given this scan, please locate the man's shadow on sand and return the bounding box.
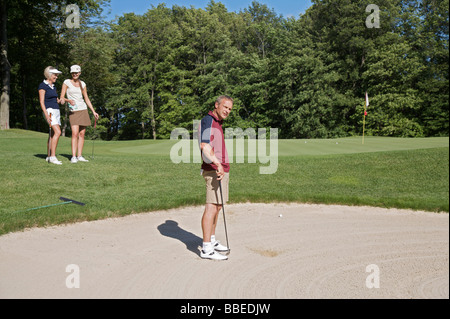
[157,220,202,257]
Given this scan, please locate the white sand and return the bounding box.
[0,203,448,299]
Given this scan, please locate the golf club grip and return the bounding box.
[59,197,86,206]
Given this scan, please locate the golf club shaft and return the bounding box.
[48,114,52,163]
[92,118,97,159]
[13,197,85,214]
[218,180,230,251]
[15,201,72,214]
[92,135,95,159]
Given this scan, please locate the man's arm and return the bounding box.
[200,143,224,180]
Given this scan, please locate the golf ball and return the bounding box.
[279,214,283,218]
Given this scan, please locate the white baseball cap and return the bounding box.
[70,65,82,73]
[49,68,62,74]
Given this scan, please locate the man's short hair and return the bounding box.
[216,95,234,105]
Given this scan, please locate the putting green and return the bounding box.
[277,137,449,156]
[3,130,446,157]
[110,137,449,157]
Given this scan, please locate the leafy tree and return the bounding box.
[63,26,117,139]
[1,0,109,133]
[2,0,448,139]
[110,5,185,140]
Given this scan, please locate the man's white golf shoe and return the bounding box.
[200,249,228,261]
[213,241,230,253]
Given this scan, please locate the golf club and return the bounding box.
[218,180,230,255]
[59,197,86,206]
[91,118,97,159]
[47,113,52,163]
[13,197,86,213]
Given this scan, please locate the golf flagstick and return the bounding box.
[218,180,230,254]
[363,92,369,145]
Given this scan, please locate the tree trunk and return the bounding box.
[22,74,28,130]
[0,0,10,130]
[149,63,157,140]
[150,87,156,140]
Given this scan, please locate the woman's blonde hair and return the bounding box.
[44,66,54,80]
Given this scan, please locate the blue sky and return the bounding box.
[105,0,312,20]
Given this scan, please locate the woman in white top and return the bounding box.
[60,65,99,163]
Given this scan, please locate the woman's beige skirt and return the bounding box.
[69,109,91,127]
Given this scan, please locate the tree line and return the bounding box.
[1,0,448,140]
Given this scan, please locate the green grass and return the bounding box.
[0,129,448,236]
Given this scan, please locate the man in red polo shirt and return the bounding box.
[199,95,233,260]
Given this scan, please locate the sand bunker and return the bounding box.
[0,203,448,299]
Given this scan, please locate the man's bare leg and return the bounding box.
[202,203,221,243]
[201,203,227,260]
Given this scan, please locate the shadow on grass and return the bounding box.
[157,220,202,257]
[34,154,76,161]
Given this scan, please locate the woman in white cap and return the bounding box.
[39,66,64,165]
[60,65,99,163]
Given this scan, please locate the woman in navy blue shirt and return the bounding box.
[38,66,64,165]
